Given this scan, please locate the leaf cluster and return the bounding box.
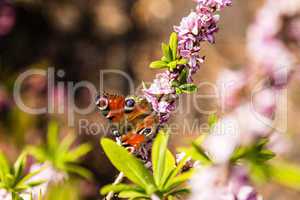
[178,135,212,166]
[149,33,187,71]
[149,32,198,95]
[100,131,193,200]
[0,152,44,200]
[26,121,92,179]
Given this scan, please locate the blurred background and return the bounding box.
[1,0,300,199]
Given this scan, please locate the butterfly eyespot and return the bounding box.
[112,129,121,137]
[124,97,135,113]
[140,128,152,136]
[95,95,109,111]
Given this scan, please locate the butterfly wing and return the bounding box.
[96,93,158,149]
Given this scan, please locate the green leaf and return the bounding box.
[168,196,174,200]
[47,121,59,153]
[13,152,27,181]
[150,61,168,69]
[165,170,195,191]
[162,43,172,62]
[5,174,15,188]
[168,61,177,71]
[175,88,182,94]
[191,143,211,163]
[12,192,23,200]
[270,160,300,190]
[208,114,218,129]
[168,188,190,197]
[256,138,269,150]
[249,162,270,183]
[16,165,46,188]
[162,154,191,190]
[169,32,178,60]
[161,56,169,62]
[118,190,149,199]
[26,180,46,187]
[257,149,276,162]
[101,138,156,194]
[171,80,180,88]
[58,134,76,154]
[0,152,10,181]
[230,140,275,164]
[65,143,92,162]
[14,184,30,192]
[160,150,176,189]
[64,164,93,179]
[177,59,188,65]
[230,147,247,163]
[100,184,142,195]
[152,131,169,188]
[178,68,188,84]
[26,147,47,163]
[179,144,211,165]
[179,83,198,94]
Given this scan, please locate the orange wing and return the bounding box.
[96,94,158,149]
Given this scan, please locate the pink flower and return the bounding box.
[144,72,174,95]
[216,69,247,110]
[143,72,177,123]
[23,163,67,200]
[0,1,15,36]
[194,0,232,10]
[287,17,300,45]
[268,131,291,155]
[247,0,298,88]
[252,89,276,119]
[204,103,273,158]
[0,86,10,113]
[204,116,240,163]
[174,10,219,81]
[234,103,273,144]
[190,166,262,200]
[0,189,11,200]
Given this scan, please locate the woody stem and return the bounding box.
[105,172,124,200]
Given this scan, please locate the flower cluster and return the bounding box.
[209,0,299,157]
[247,0,300,88]
[144,0,232,123]
[190,166,262,200]
[194,0,232,10]
[24,163,67,200]
[0,0,16,37]
[175,0,230,80]
[143,72,177,123]
[187,1,300,199]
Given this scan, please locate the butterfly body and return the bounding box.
[96,93,158,150]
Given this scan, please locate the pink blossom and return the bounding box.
[0,189,11,200]
[143,72,177,123]
[0,86,10,113]
[217,69,247,110]
[204,116,240,163]
[23,163,67,200]
[252,89,277,119]
[190,166,262,200]
[0,1,15,36]
[287,17,300,45]
[143,72,174,95]
[234,103,273,145]
[195,0,232,10]
[247,0,299,88]
[174,10,219,80]
[268,131,291,155]
[204,103,273,159]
